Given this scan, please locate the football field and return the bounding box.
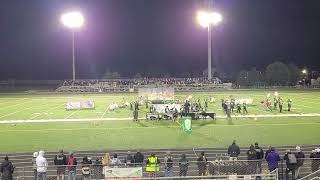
[0,89,319,152]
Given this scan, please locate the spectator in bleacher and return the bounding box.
[284,149,297,180]
[247,145,257,174]
[36,151,48,180]
[266,147,280,172]
[32,152,38,180]
[0,156,14,180]
[179,154,189,177]
[93,157,103,179]
[164,151,173,177]
[125,151,134,167]
[134,150,144,167]
[228,140,240,160]
[54,150,67,180]
[294,146,305,179]
[81,156,92,180]
[146,153,160,178]
[197,152,208,176]
[111,154,121,167]
[310,148,320,172]
[67,152,77,180]
[254,142,264,173]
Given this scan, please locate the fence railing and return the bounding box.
[10,158,320,180]
[12,160,279,180]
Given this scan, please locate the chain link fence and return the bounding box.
[13,160,280,180]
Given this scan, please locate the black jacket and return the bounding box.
[255,146,264,159]
[295,151,305,167]
[228,143,240,157]
[54,153,67,166]
[134,152,144,164]
[0,160,14,180]
[197,155,208,171]
[247,150,257,160]
[310,152,320,172]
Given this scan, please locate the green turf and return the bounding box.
[0,90,319,152]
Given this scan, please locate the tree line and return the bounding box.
[236,61,302,87]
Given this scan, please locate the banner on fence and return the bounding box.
[66,101,95,110]
[103,167,143,179]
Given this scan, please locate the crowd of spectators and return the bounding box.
[61,77,223,87]
[1,143,320,180]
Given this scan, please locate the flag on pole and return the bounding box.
[180,116,192,133]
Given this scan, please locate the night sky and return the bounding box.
[0,0,320,80]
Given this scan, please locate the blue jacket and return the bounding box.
[266,151,280,170]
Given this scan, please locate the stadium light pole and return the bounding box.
[61,11,84,83]
[302,69,307,86]
[196,11,222,80]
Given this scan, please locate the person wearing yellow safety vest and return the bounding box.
[146,153,160,178]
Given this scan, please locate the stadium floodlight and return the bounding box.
[302,69,307,74]
[197,11,222,28]
[196,10,222,80]
[61,11,84,29]
[61,11,84,82]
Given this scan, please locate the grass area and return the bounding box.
[0,89,319,152]
[1,117,320,152]
[0,90,319,120]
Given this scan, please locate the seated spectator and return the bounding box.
[1,156,14,180]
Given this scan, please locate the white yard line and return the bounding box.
[2,122,320,132]
[0,100,33,110]
[0,107,33,119]
[64,109,80,119]
[0,113,320,124]
[0,98,24,105]
[100,106,109,118]
[0,99,51,119]
[29,103,65,120]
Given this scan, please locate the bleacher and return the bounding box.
[55,78,232,93]
[2,144,319,179]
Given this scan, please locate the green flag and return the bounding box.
[181,116,192,132]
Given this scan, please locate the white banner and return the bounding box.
[66,101,95,110]
[103,167,142,179]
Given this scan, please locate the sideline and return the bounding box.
[0,113,320,124]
